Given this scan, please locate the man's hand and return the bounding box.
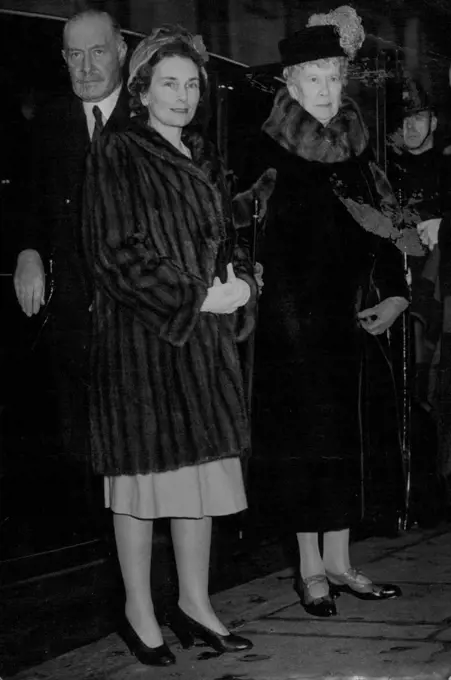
[201,263,250,314]
[14,249,45,317]
[358,296,408,335]
[417,218,442,251]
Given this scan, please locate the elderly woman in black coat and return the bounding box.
[250,7,418,617]
[82,26,255,666]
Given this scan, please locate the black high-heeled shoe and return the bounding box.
[118,616,176,666]
[294,574,337,618]
[326,567,402,601]
[169,605,253,653]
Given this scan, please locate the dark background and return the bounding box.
[1,5,450,676]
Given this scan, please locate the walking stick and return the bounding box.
[395,181,413,531]
[246,196,260,412]
[245,193,260,420]
[239,194,260,540]
[400,250,412,530]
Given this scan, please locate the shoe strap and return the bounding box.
[338,567,381,593]
[303,574,328,588]
[327,567,377,592]
[344,567,372,585]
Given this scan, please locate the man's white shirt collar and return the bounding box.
[83,84,122,139]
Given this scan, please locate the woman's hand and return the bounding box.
[201,263,251,314]
[254,262,264,294]
[417,218,442,251]
[358,296,408,335]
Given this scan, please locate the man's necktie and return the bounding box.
[92,105,104,143]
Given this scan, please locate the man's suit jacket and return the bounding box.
[22,85,130,334]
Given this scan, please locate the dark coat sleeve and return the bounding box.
[232,190,261,342]
[18,106,54,260]
[372,237,409,302]
[439,213,451,300]
[83,133,209,348]
[439,155,451,214]
[232,237,259,342]
[210,147,259,342]
[356,151,409,303]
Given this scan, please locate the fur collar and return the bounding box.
[127,117,224,187]
[262,87,369,163]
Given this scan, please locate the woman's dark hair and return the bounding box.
[129,40,209,114]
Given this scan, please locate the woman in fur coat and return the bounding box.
[250,7,417,617]
[82,26,255,666]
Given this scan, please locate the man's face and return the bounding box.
[288,61,343,126]
[403,110,436,151]
[141,56,201,131]
[63,15,126,102]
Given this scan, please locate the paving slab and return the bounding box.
[5,527,451,680]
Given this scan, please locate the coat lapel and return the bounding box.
[125,122,229,229]
[58,87,130,195]
[58,97,90,196]
[104,85,130,135]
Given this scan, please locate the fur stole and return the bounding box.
[262,87,369,163]
[261,89,423,255]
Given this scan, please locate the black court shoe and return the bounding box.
[295,574,337,618]
[118,616,176,666]
[326,567,402,600]
[170,605,253,653]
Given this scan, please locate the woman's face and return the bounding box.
[288,60,343,125]
[141,55,200,130]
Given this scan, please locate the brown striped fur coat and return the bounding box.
[82,119,255,475]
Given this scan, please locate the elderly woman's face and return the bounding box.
[141,55,200,130]
[288,61,343,125]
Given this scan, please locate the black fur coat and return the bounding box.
[250,91,408,532]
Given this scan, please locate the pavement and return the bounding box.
[4,525,451,680]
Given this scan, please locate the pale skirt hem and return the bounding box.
[105,456,247,520]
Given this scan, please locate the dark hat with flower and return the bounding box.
[279,25,346,66]
[280,6,365,66]
[248,5,364,75]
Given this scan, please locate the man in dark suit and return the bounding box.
[13,9,130,518]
